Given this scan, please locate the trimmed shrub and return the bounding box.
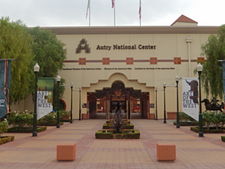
[7,126,47,133]
[0,120,8,135]
[221,136,225,142]
[38,112,56,126]
[7,112,33,127]
[173,121,199,126]
[179,112,196,122]
[203,112,225,130]
[95,129,140,139]
[103,121,134,129]
[95,130,113,139]
[59,110,70,121]
[191,126,225,133]
[0,136,14,145]
[113,130,140,139]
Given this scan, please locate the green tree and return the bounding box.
[0,17,34,103]
[28,27,66,107]
[201,25,225,98]
[28,27,66,77]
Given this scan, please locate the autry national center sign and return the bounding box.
[76,39,156,53]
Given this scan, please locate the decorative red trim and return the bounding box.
[63,58,203,64]
[79,58,86,65]
[174,57,181,64]
[150,57,158,64]
[197,57,205,63]
[102,58,110,65]
[126,58,133,64]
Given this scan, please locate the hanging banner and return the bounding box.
[0,60,11,118]
[182,77,199,121]
[37,77,54,120]
[221,61,225,101]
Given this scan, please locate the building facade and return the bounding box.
[15,15,219,120]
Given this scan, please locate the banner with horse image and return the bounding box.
[182,77,199,121]
[222,61,225,102]
[0,60,11,119]
[37,77,54,120]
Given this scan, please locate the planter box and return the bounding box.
[7,126,47,133]
[167,112,176,120]
[0,136,14,145]
[173,121,198,126]
[191,126,225,133]
[57,144,76,161]
[157,144,176,161]
[95,130,140,139]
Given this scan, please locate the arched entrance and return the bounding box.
[87,81,149,119]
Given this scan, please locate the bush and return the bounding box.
[95,129,140,139]
[7,112,33,127]
[59,110,70,121]
[7,126,47,133]
[179,112,196,122]
[95,130,113,139]
[221,136,225,142]
[0,120,8,135]
[173,121,199,126]
[103,120,134,129]
[38,112,56,126]
[203,112,225,129]
[0,136,14,145]
[113,130,140,139]
[190,126,225,133]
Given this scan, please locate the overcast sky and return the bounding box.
[0,0,224,27]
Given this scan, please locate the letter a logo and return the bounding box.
[76,39,91,54]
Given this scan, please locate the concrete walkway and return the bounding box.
[1,120,225,169]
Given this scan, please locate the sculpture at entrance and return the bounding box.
[113,103,123,133]
[201,98,224,112]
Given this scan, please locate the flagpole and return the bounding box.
[89,0,91,26]
[114,2,116,26]
[139,0,141,27]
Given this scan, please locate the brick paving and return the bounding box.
[1,120,225,169]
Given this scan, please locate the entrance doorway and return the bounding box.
[111,101,126,113]
[87,81,150,119]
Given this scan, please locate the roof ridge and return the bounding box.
[171,15,198,26]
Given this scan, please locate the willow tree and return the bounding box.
[0,18,34,103]
[201,25,225,98]
[28,27,66,77]
[28,27,66,108]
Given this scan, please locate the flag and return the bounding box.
[182,77,199,121]
[37,77,54,120]
[112,0,115,8]
[0,60,11,118]
[139,0,141,20]
[86,0,90,19]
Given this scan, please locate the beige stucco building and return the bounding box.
[14,15,220,120]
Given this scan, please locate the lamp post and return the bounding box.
[79,88,81,120]
[163,83,167,123]
[176,76,180,128]
[70,85,73,123]
[155,88,158,120]
[56,75,61,128]
[197,63,204,137]
[32,63,40,137]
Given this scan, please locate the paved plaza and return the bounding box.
[1,120,225,169]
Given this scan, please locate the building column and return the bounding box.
[186,38,192,77]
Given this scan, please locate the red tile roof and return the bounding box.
[171,15,198,26]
